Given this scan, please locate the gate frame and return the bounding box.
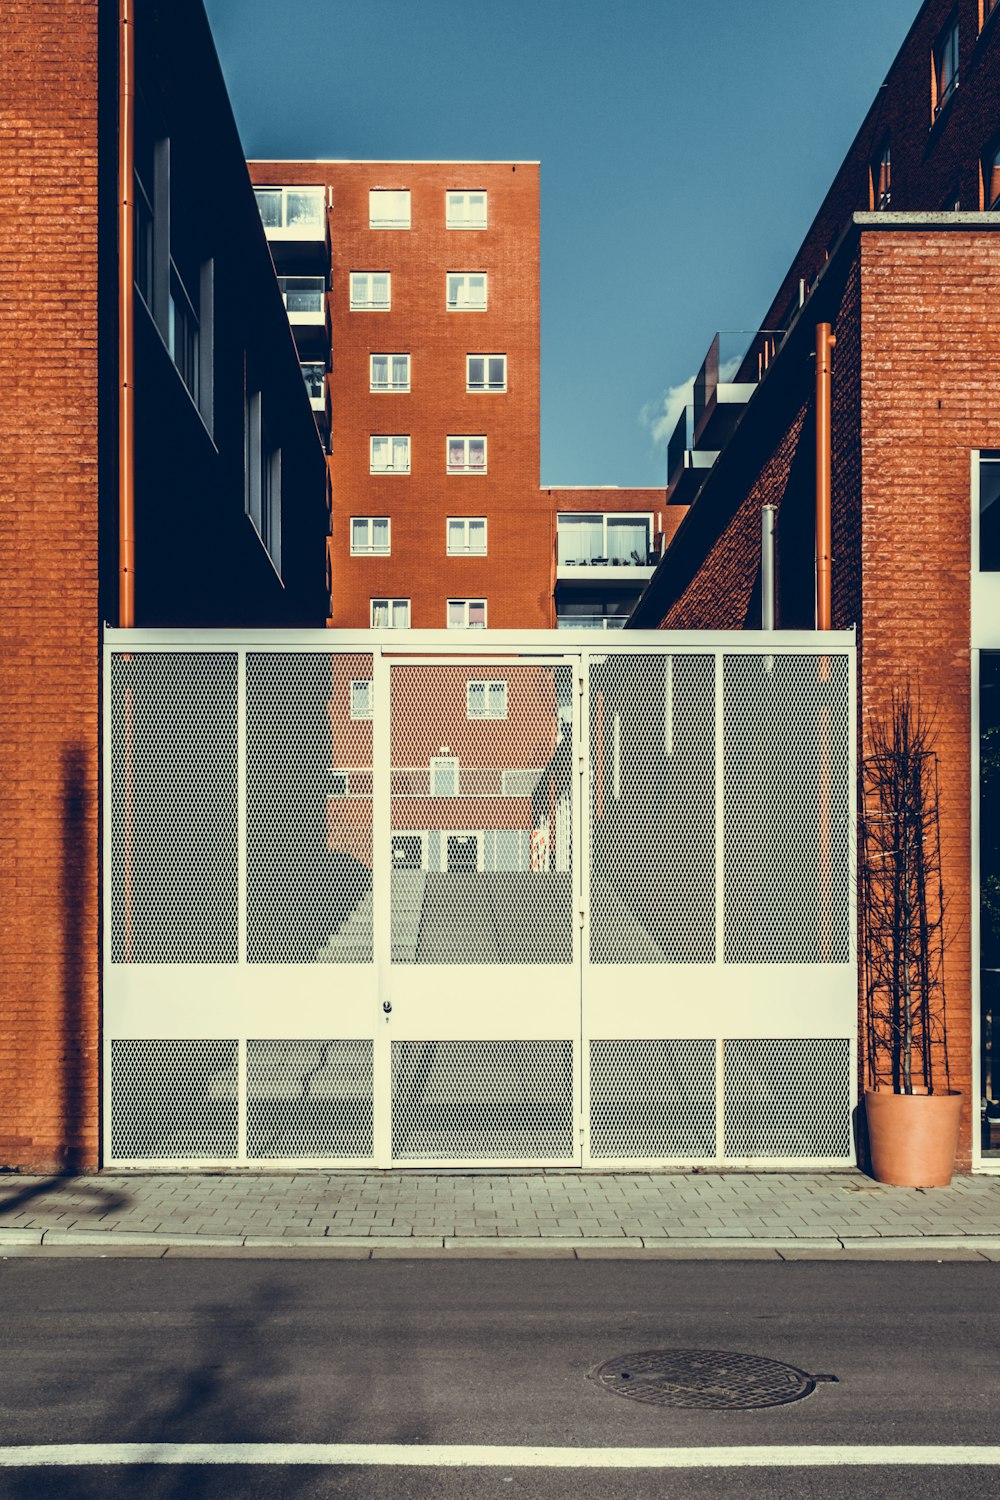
[102,626,857,1171]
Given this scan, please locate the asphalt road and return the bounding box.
[1,1257,998,1497]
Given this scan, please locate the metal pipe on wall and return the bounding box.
[815,322,836,632]
[761,504,777,630]
[118,0,135,627]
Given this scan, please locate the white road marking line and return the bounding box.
[0,1445,999,1469]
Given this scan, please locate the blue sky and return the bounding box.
[203,0,914,488]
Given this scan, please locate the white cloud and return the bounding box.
[640,356,744,449]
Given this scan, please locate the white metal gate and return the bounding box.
[103,629,857,1169]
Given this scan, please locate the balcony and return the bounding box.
[555,513,657,584]
[666,405,718,505]
[692,329,782,449]
[254,186,326,242]
[300,362,327,413]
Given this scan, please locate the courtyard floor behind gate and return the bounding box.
[2,1170,999,1258]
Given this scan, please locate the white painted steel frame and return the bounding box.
[102,627,857,1171]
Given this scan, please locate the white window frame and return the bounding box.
[430,756,460,797]
[254,185,325,232]
[370,436,410,474]
[467,679,508,720]
[350,272,391,310]
[446,191,487,229]
[556,510,655,566]
[447,517,487,555]
[447,272,487,310]
[350,679,373,720]
[350,516,391,556]
[466,354,507,393]
[447,598,487,630]
[330,771,350,797]
[370,354,410,392]
[369,189,411,229]
[447,436,487,474]
[370,598,410,629]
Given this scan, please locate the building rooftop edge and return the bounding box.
[247,159,541,166]
[853,211,1000,228]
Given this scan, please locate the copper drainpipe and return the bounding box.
[118,0,135,627]
[815,322,836,632]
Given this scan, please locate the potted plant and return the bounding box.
[859,688,962,1186]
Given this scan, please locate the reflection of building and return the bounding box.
[1,0,326,1170]
[248,161,682,629]
[630,0,1000,1170]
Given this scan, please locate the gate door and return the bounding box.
[379,657,580,1166]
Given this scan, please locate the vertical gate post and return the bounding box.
[371,645,392,1166]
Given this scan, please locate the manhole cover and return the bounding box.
[592,1349,827,1410]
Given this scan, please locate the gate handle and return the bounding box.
[382,1001,392,1014]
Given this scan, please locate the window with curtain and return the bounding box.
[370,354,410,391]
[467,680,507,719]
[447,191,487,228]
[447,517,487,554]
[351,272,391,309]
[448,599,487,629]
[350,680,373,719]
[467,355,506,391]
[371,598,410,628]
[606,515,651,564]
[447,437,486,472]
[351,517,390,554]
[557,514,603,565]
[447,273,487,309]
[371,436,410,473]
[369,189,411,228]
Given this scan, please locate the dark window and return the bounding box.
[870,139,891,211]
[933,15,959,118]
[980,452,1000,570]
[984,141,1000,208]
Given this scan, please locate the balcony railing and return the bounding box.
[692,329,782,448]
[556,513,655,572]
[666,404,719,503]
[279,277,325,318]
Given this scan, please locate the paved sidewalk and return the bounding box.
[1,1170,999,1259]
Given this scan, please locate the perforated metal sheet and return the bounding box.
[391,1040,575,1160]
[247,1040,373,1158]
[589,1039,716,1159]
[589,655,715,963]
[110,653,238,963]
[723,654,851,963]
[389,664,574,965]
[724,1038,852,1159]
[247,653,373,963]
[110,1039,238,1160]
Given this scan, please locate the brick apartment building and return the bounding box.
[632,0,1000,1169]
[247,159,677,632]
[0,0,326,1170]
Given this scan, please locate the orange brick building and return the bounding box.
[632,0,1000,1170]
[248,160,673,631]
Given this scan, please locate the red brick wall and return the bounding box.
[0,0,101,1169]
[859,228,1000,1166]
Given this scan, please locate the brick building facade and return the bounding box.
[632,0,1000,1169]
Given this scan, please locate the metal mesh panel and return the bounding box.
[391,1040,575,1159]
[247,654,373,963]
[110,653,238,963]
[389,664,574,964]
[723,653,851,963]
[589,1039,716,1158]
[110,1040,238,1159]
[247,1040,374,1158]
[723,1038,852,1159]
[589,655,715,963]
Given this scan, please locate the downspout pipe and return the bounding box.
[815,322,836,632]
[761,503,776,631]
[118,0,135,626]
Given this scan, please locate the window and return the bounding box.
[351,517,390,555]
[870,139,891,211]
[430,756,459,797]
[253,185,325,232]
[168,261,200,403]
[447,191,487,228]
[350,679,373,720]
[933,15,959,118]
[301,363,325,401]
[447,272,487,309]
[556,512,653,566]
[351,272,390,310]
[369,189,410,228]
[245,387,281,574]
[984,141,1000,209]
[371,598,410,629]
[330,772,349,798]
[370,354,410,391]
[279,277,325,315]
[979,452,1000,570]
[983,0,999,29]
[447,436,486,473]
[466,355,506,392]
[447,517,487,555]
[448,598,487,629]
[467,679,507,719]
[370,435,410,473]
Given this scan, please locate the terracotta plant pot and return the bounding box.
[864,1088,963,1187]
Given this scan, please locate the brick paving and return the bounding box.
[0,1169,999,1257]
